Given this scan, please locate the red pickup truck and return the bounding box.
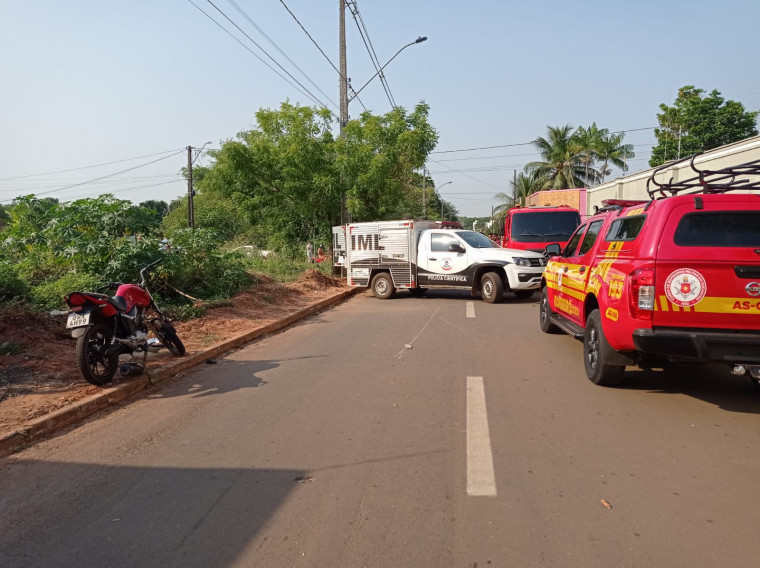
[539,154,760,387]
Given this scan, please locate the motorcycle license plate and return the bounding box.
[66,312,90,329]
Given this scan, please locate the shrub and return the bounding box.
[0,262,29,302]
[29,272,102,312]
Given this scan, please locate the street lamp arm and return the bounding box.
[348,37,427,102]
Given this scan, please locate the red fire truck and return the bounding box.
[501,205,581,253]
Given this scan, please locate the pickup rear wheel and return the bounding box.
[584,309,625,386]
[371,272,396,299]
[539,287,561,334]
[481,272,504,303]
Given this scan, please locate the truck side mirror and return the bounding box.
[449,244,465,253]
[544,243,562,257]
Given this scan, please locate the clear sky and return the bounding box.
[2,0,759,217]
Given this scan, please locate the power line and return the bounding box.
[202,0,335,112]
[431,127,657,155]
[346,0,395,108]
[0,148,185,181]
[277,0,367,112]
[186,0,337,116]
[226,0,338,109]
[2,150,186,201]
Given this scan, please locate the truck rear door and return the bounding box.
[654,199,760,331]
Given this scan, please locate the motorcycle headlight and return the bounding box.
[512,257,532,267]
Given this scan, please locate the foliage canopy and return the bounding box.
[650,86,759,167]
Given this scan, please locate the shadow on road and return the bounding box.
[620,363,760,414]
[0,460,306,567]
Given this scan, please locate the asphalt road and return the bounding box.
[2,289,760,567]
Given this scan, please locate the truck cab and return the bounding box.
[502,205,581,253]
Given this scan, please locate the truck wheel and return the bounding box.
[481,272,504,303]
[371,272,396,299]
[539,287,561,334]
[584,309,625,386]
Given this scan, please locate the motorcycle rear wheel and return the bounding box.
[76,324,118,386]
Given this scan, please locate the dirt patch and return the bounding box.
[0,269,350,433]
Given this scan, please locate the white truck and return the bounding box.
[332,219,547,302]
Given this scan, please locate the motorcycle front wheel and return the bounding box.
[76,324,118,386]
[153,321,186,356]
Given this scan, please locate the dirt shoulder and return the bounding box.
[0,269,351,434]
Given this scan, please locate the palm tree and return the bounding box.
[525,125,587,190]
[597,132,635,183]
[572,123,605,187]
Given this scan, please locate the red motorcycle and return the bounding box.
[64,259,185,385]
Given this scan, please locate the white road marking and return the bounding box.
[466,376,497,497]
[466,301,475,318]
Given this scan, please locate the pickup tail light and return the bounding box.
[629,267,655,320]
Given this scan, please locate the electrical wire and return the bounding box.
[4,150,186,200]
[226,0,338,110]
[186,0,337,116]
[277,0,367,113]
[431,127,657,155]
[346,0,395,108]
[0,148,185,181]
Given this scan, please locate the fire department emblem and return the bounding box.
[441,258,453,271]
[665,268,707,307]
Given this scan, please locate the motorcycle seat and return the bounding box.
[108,296,129,313]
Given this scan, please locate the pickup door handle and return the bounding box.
[579,267,586,274]
[428,257,437,261]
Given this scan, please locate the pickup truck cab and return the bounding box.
[539,154,760,387]
[335,220,547,303]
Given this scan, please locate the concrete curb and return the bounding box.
[0,287,362,458]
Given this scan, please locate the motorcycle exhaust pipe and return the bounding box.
[119,363,143,377]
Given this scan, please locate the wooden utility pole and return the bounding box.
[187,145,194,229]
[339,0,348,225]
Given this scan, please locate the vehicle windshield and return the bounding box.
[511,211,581,242]
[455,231,499,248]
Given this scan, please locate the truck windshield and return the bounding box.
[455,231,498,248]
[511,211,581,242]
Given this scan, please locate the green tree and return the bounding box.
[195,101,438,246]
[525,125,587,190]
[339,103,438,222]
[139,200,169,224]
[597,131,634,183]
[650,86,759,167]
[573,123,605,186]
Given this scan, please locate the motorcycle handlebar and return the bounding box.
[139,258,164,286]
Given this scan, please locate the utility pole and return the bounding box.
[187,145,194,229]
[422,167,427,217]
[339,0,348,225]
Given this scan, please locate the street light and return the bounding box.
[435,181,452,220]
[349,37,428,101]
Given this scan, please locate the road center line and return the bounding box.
[466,301,475,318]
[466,376,497,497]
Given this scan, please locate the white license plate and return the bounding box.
[66,312,90,329]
